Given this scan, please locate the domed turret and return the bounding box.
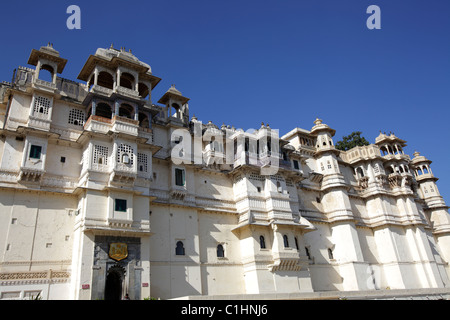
[310,118,338,156]
[158,85,190,125]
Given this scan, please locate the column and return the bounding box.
[117,68,121,88]
[94,68,99,86]
[35,61,41,81]
[148,113,152,129]
[114,100,120,117]
[91,98,97,116]
[134,104,139,121]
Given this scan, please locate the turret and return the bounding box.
[411,151,445,207]
[310,118,340,177]
[28,43,67,89]
[158,85,190,126]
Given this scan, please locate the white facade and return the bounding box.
[0,44,449,300]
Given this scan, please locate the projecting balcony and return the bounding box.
[111,115,139,136]
[28,114,51,131]
[269,251,305,272]
[83,115,139,136]
[89,84,113,97]
[116,86,140,99]
[84,115,112,134]
[32,78,57,93]
[203,144,225,165]
[18,166,45,182]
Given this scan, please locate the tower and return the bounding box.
[158,85,190,126]
[28,43,67,90]
[310,118,370,291]
[411,151,450,266]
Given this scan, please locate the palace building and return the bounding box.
[0,44,449,300]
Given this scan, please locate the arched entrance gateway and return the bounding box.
[90,236,142,300]
[104,265,126,300]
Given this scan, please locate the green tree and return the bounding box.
[335,131,370,151]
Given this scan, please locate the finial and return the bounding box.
[110,43,114,49]
[314,118,323,125]
[413,151,420,157]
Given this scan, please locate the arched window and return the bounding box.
[356,167,364,178]
[417,168,423,176]
[328,248,334,260]
[39,64,54,82]
[119,103,133,119]
[175,241,185,255]
[172,103,181,119]
[120,72,135,89]
[259,236,266,249]
[138,82,149,99]
[423,166,429,174]
[217,244,225,258]
[96,102,112,119]
[121,153,130,164]
[277,181,282,193]
[98,71,114,90]
[283,235,289,248]
[139,112,149,128]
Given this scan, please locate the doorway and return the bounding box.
[104,265,125,300]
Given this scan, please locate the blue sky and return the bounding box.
[1,0,449,200]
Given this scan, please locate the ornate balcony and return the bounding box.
[84,115,112,134]
[89,84,113,97]
[83,115,139,136]
[18,167,45,182]
[111,115,138,136]
[116,86,139,99]
[28,115,51,131]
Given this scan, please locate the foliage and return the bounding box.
[335,131,370,151]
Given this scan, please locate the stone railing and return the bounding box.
[340,145,381,164]
[33,78,57,91]
[116,86,139,99]
[28,116,51,131]
[112,115,139,136]
[90,84,113,97]
[84,115,112,134]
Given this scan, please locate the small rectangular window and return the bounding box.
[115,199,127,212]
[175,168,185,186]
[293,160,299,170]
[60,156,66,163]
[29,145,42,159]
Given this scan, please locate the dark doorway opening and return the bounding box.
[104,266,124,300]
